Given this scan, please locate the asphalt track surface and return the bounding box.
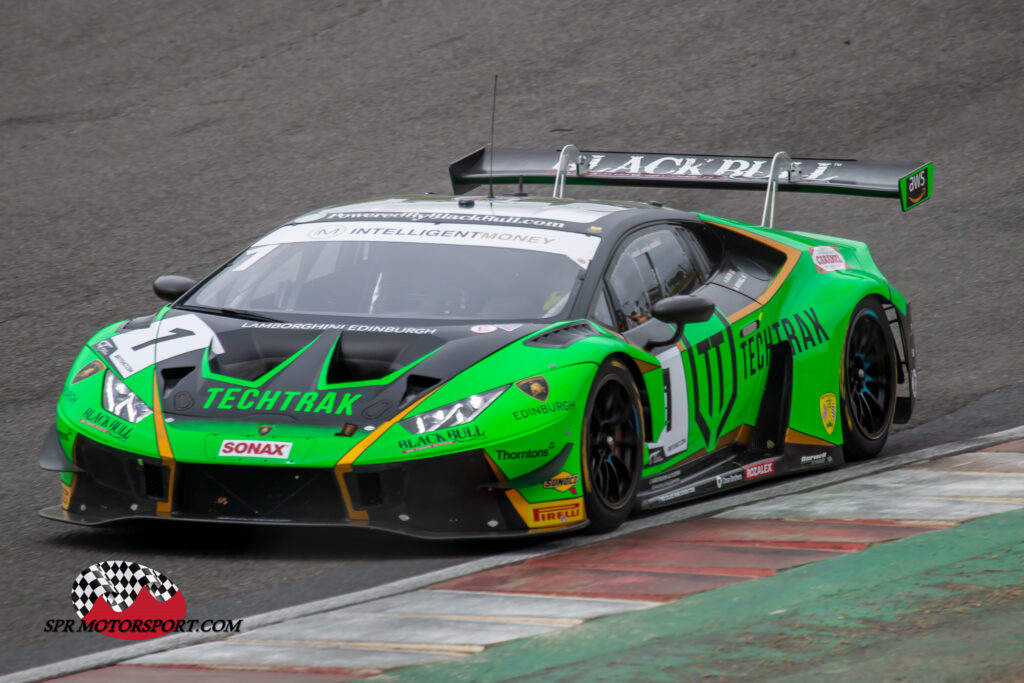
[1,0,1021,675]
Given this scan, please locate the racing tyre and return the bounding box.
[582,358,644,532]
[841,298,897,460]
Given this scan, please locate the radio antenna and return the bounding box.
[488,74,498,199]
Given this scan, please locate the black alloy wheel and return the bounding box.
[841,298,898,460]
[582,358,644,532]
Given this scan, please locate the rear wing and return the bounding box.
[449,146,933,227]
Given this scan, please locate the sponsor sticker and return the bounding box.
[79,407,133,440]
[531,501,583,524]
[899,162,932,211]
[801,452,829,466]
[471,325,497,334]
[744,460,775,480]
[808,246,848,274]
[398,425,485,452]
[260,220,601,269]
[647,446,668,466]
[820,393,838,435]
[543,471,579,493]
[512,400,575,420]
[649,486,696,505]
[219,439,292,458]
[494,443,553,461]
[716,472,743,488]
[204,388,360,416]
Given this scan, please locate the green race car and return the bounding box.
[39,146,931,538]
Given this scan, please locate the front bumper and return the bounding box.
[41,431,587,539]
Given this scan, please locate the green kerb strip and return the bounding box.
[380,508,1024,683]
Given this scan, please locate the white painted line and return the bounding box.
[5,423,1023,683]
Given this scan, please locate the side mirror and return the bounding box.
[643,295,716,350]
[153,275,197,302]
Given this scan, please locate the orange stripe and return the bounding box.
[702,220,803,324]
[151,373,177,516]
[785,428,835,447]
[333,387,442,521]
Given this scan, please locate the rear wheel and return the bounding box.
[841,298,897,460]
[581,358,644,532]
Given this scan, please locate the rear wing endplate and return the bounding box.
[450,146,933,227]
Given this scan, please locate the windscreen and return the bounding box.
[184,228,596,320]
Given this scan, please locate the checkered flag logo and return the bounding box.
[71,561,179,619]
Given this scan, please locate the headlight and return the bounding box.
[102,371,153,423]
[401,386,507,434]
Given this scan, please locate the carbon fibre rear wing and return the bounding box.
[449,146,933,227]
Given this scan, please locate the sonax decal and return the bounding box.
[219,439,292,458]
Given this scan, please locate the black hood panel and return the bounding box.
[154,311,547,425]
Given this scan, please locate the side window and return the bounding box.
[647,229,698,297]
[607,234,660,331]
[589,286,615,328]
[607,227,703,331]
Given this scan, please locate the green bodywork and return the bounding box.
[52,212,907,526]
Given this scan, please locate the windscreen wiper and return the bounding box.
[177,304,281,323]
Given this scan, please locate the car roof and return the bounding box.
[284,194,703,240]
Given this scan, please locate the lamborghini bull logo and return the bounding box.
[515,377,549,402]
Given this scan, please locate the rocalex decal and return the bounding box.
[820,393,837,435]
[808,246,848,273]
[203,388,361,415]
[737,308,830,379]
[92,314,218,378]
[744,459,775,480]
[256,221,600,269]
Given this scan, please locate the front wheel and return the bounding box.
[841,298,897,460]
[581,358,644,533]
